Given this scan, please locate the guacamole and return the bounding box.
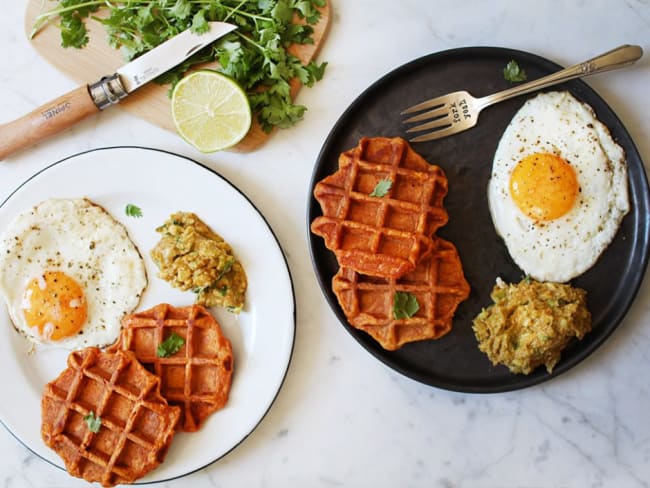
[472,278,591,375]
[151,212,247,313]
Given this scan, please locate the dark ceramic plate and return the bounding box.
[307,47,650,393]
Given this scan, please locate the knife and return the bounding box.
[0,21,237,160]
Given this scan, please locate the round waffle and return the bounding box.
[332,238,470,350]
[41,347,180,487]
[311,136,449,279]
[108,303,233,432]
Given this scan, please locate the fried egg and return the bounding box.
[0,198,147,349]
[488,91,629,282]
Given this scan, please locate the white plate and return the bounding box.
[0,147,295,483]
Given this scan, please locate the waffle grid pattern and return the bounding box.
[41,348,180,487]
[312,137,449,278]
[333,238,470,350]
[110,303,233,432]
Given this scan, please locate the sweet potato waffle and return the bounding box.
[108,303,233,432]
[41,347,180,487]
[333,238,470,350]
[312,136,470,350]
[311,136,449,278]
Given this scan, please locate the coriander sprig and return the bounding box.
[125,203,143,218]
[503,60,527,82]
[31,0,328,133]
[157,333,185,358]
[370,178,392,197]
[83,411,102,433]
[392,291,420,319]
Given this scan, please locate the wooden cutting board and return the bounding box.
[24,1,331,152]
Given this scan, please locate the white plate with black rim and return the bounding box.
[0,146,295,483]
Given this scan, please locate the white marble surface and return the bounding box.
[1,1,650,487]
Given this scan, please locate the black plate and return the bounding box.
[307,47,650,393]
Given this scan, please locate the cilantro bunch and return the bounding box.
[31,0,328,132]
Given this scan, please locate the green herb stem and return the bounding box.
[235,30,265,52]
[33,0,274,31]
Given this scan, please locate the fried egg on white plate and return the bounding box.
[0,198,147,349]
[488,91,629,283]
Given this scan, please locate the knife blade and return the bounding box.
[0,21,237,160]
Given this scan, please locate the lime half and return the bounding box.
[171,70,252,152]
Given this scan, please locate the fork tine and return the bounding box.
[402,105,448,124]
[405,115,452,134]
[400,95,447,115]
[409,124,460,143]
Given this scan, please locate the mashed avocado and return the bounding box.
[472,278,591,374]
[151,212,247,313]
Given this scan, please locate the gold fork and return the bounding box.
[401,45,643,143]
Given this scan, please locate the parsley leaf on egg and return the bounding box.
[392,291,420,319]
[125,203,143,218]
[83,411,102,433]
[157,333,185,358]
[503,60,527,82]
[370,178,393,197]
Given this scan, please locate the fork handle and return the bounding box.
[477,44,643,109]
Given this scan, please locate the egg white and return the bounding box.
[0,198,147,349]
[488,91,629,282]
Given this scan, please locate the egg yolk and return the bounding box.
[509,152,578,221]
[22,271,87,341]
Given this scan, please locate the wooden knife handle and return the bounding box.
[0,85,99,160]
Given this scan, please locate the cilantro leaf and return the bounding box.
[170,0,192,20]
[125,203,143,218]
[370,178,392,197]
[83,411,101,433]
[305,60,327,85]
[157,333,185,358]
[192,10,209,33]
[503,60,527,82]
[272,1,294,24]
[392,292,420,319]
[60,14,90,48]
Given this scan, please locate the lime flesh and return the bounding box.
[171,70,252,152]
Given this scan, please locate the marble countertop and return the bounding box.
[1,1,649,487]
